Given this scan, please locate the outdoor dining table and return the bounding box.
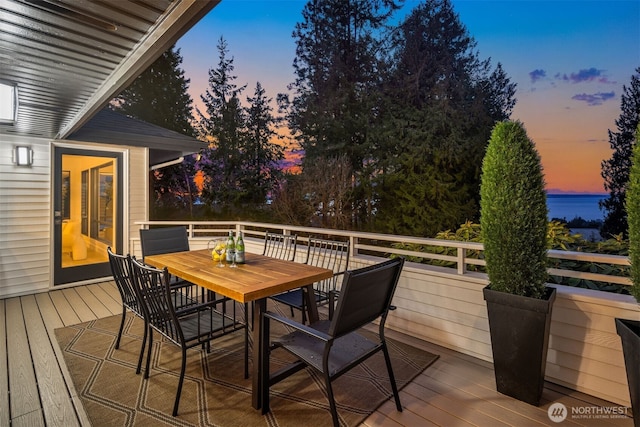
[143,249,333,410]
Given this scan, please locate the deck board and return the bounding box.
[34,291,95,427]
[5,297,43,423]
[423,361,556,426]
[404,381,513,427]
[97,281,121,302]
[0,281,635,427]
[416,369,549,426]
[48,290,81,326]
[375,398,439,426]
[61,288,99,322]
[21,295,80,427]
[74,286,113,318]
[87,281,121,314]
[11,410,45,427]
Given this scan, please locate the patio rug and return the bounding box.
[55,307,438,427]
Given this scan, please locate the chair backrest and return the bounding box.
[107,247,142,315]
[130,257,184,345]
[305,237,349,296]
[139,226,190,260]
[328,257,404,338]
[262,232,298,261]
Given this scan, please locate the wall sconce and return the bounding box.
[13,146,33,167]
[0,80,19,124]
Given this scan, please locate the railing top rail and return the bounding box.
[548,249,630,265]
[136,220,484,250]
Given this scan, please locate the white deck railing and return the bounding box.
[134,220,632,289]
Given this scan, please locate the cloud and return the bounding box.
[571,91,616,106]
[529,69,546,83]
[559,67,614,84]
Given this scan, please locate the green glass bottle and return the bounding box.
[235,232,245,264]
[225,230,235,263]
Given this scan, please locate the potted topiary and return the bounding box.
[480,120,556,406]
[617,124,640,427]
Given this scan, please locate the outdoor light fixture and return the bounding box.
[13,146,33,167]
[0,80,18,124]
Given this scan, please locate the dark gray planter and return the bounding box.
[615,317,640,427]
[483,285,556,406]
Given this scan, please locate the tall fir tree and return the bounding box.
[371,0,516,237]
[112,46,197,218]
[196,37,247,208]
[242,82,285,204]
[281,0,401,228]
[600,66,640,237]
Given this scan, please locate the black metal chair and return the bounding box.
[140,226,211,308]
[140,226,190,257]
[140,226,194,287]
[270,237,349,323]
[261,257,405,427]
[250,232,299,325]
[108,247,202,375]
[139,226,250,378]
[130,257,248,417]
[107,247,147,375]
[262,231,298,261]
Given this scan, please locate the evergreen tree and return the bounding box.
[371,0,516,237]
[112,46,197,218]
[481,62,517,123]
[114,46,194,136]
[196,37,247,208]
[600,66,640,237]
[287,0,396,162]
[282,0,401,228]
[242,81,285,204]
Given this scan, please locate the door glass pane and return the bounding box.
[61,154,117,269]
[97,163,114,245]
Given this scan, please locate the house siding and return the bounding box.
[0,135,51,297]
[0,136,147,298]
[128,146,147,253]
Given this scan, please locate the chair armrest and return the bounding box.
[263,311,331,342]
[328,290,339,320]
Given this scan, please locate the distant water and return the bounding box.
[547,194,605,222]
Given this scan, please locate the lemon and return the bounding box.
[212,243,226,261]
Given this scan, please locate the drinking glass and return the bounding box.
[208,239,226,268]
[228,248,237,268]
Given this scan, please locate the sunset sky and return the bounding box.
[176,0,640,195]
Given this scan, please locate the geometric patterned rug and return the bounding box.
[55,309,438,427]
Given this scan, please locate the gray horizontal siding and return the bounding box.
[0,135,51,297]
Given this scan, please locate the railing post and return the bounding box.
[457,247,466,275]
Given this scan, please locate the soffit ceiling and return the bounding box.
[0,0,219,140]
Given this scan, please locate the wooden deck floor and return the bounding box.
[0,282,634,427]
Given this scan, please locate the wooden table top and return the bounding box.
[144,249,334,303]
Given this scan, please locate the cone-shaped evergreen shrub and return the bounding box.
[625,124,640,302]
[480,121,548,298]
